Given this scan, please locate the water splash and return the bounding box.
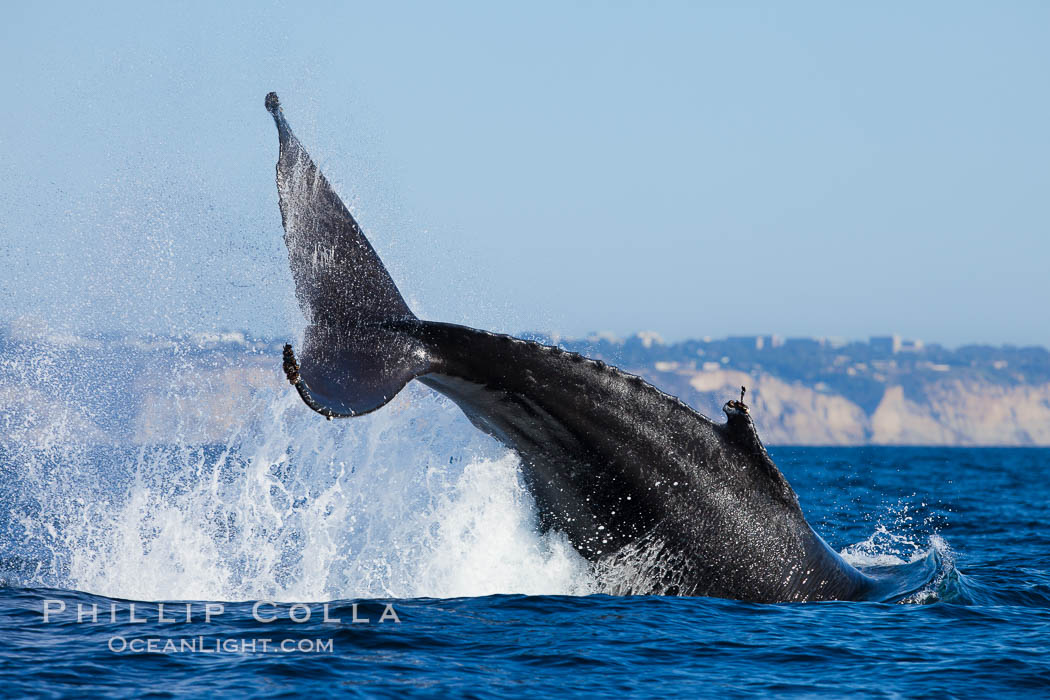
[2,336,979,605]
[839,498,966,603]
[0,341,594,601]
[840,496,938,566]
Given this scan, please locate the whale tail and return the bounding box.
[267,92,428,417]
[263,95,880,603]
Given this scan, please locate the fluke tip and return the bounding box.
[265,92,280,114]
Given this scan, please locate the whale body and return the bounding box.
[266,92,880,602]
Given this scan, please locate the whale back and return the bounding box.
[407,321,873,601]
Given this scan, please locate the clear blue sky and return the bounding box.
[2,1,1048,346]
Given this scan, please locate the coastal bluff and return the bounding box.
[2,325,1049,446]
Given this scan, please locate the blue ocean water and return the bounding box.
[1,442,1047,697]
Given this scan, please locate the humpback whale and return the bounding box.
[265,92,879,603]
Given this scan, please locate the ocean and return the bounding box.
[1,383,1048,697]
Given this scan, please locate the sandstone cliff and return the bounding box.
[3,332,1049,447]
[639,366,1050,445]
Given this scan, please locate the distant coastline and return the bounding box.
[545,331,1050,446]
[3,320,1049,446]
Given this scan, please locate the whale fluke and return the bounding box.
[267,95,880,602]
[268,92,424,416]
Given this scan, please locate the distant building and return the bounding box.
[784,337,825,351]
[898,338,924,353]
[869,335,899,354]
[727,336,762,350]
[870,334,923,354]
[726,334,784,350]
[634,330,664,349]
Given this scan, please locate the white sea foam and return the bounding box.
[839,497,936,568]
[4,361,595,601]
[839,499,957,603]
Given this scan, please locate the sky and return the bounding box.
[1,1,1048,346]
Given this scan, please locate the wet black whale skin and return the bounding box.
[266,92,876,602]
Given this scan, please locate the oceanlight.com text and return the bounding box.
[108,636,335,654]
